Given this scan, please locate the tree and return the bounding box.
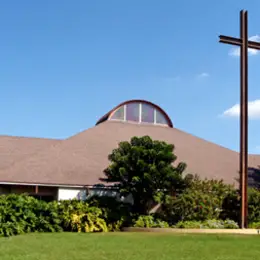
[101,136,187,215]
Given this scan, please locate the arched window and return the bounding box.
[107,101,171,127]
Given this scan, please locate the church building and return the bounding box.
[0,99,259,201]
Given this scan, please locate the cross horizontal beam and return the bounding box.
[219,35,260,50]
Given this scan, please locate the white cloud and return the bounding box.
[222,99,260,119]
[197,72,209,78]
[229,35,260,57]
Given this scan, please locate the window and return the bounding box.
[156,110,168,125]
[126,103,140,122]
[141,103,154,123]
[111,106,125,120]
[106,101,171,127]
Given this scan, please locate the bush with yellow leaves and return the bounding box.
[59,200,108,233]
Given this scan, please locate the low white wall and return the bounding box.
[58,188,86,201]
[58,187,133,204]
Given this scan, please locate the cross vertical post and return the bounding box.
[240,10,248,230]
[219,10,260,228]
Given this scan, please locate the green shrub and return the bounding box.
[174,219,238,229]
[219,189,240,223]
[175,221,202,229]
[87,195,132,231]
[160,178,238,224]
[202,219,238,229]
[69,211,108,233]
[0,194,36,236]
[58,199,89,230]
[223,219,239,229]
[162,191,222,224]
[160,184,260,226]
[202,219,225,229]
[248,222,260,229]
[33,200,62,233]
[58,199,108,232]
[133,215,169,228]
[0,194,62,237]
[248,188,260,223]
[220,187,260,224]
[0,195,109,237]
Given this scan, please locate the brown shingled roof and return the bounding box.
[1,121,259,187]
[0,135,60,170]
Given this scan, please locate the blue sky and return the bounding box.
[1,0,260,153]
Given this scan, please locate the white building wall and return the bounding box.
[57,187,133,204]
[57,187,117,201]
[58,188,85,200]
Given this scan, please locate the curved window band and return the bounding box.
[109,102,170,126]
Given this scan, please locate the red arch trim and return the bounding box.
[96,99,173,127]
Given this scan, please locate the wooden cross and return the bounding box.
[219,10,260,229]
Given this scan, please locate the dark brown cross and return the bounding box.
[219,10,260,229]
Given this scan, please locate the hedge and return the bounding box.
[0,194,129,237]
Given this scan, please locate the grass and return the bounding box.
[0,232,260,260]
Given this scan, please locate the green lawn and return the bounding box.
[0,232,260,260]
